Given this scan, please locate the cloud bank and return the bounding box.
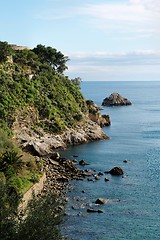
[66,50,160,81]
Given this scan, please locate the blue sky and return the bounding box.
[1,0,160,81]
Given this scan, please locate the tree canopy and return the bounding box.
[0,41,13,62]
[32,44,69,73]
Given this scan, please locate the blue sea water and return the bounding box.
[61,81,160,240]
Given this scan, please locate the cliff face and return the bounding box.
[12,106,109,156]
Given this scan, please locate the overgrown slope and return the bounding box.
[0,41,88,213]
[0,42,87,133]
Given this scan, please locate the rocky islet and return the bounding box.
[102,93,132,106]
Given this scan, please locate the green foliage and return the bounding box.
[0,191,64,240]
[17,193,64,240]
[32,44,69,73]
[0,41,89,239]
[0,128,14,153]
[30,172,40,183]
[0,151,23,175]
[13,49,40,70]
[86,99,94,106]
[0,41,88,133]
[71,77,81,89]
[0,41,13,62]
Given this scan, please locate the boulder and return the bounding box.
[50,152,60,160]
[106,166,124,176]
[102,93,132,106]
[23,141,50,156]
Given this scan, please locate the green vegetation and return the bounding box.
[0,41,87,132]
[0,189,64,240]
[0,40,89,239]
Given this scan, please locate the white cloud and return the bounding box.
[68,50,160,64]
[130,0,160,12]
[79,0,160,36]
[34,0,160,41]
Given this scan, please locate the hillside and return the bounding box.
[0,41,110,239]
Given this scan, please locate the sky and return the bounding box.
[1,0,160,81]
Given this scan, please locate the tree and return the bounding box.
[32,44,69,74]
[71,77,82,89]
[13,49,39,70]
[0,41,13,62]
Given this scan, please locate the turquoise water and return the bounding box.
[61,81,160,240]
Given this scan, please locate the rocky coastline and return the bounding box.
[14,104,111,213]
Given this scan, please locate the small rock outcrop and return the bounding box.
[102,93,132,106]
[86,100,111,127]
[105,167,124,176]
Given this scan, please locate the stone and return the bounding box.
[95,175,100,180]
[98,172,104,176]
[50,152,60,160]
[87,178,94,182]
[104,178,110,182]
[79,160,88,166]
[102,93,132,106]
[106,167,124,176]
[87,208,104,213]
[123,160,128,163]
[95,198,109,205]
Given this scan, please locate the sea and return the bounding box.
[60,81,160,240]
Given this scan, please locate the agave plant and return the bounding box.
[0,151,23,173]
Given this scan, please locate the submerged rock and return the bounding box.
[102,93,132,106]
[79,160,88,166]
[87,208,104,213]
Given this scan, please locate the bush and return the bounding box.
[0,151,23,176]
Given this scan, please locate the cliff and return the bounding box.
[0,41,110,209]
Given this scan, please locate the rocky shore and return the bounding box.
[13,102,111,213]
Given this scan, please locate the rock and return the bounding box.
[50,152,60,160]
[102,93,132,106]
[87,178,94,182]
[79,160,88,166]
[98,172,104,176]
[95,175,100,180]
[123,159,128,163]
[48,159,59,166]
[100,114,111,127]
[86,99,111,127]
[95,198,109,205]
[87,208,104,213]
[105,167,124,176]
[104,178,110,182]
[23,142,50,156]
[97,209,105,213]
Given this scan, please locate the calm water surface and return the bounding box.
[61,81,160,240]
